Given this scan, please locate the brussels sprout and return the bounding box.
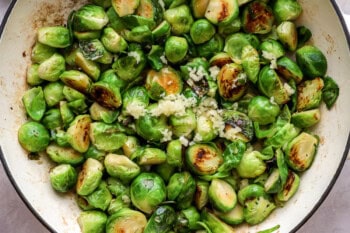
[216,140,247,175]
[191,0,210,19]
[222,110,253,142]
[264,123,300,149]
[130,173,167,214]
[46,143,85,165]
[145,67,183,100]
[144,205,176,233]
[92,0,111,8]
[76,158,104,196]
[195,180,210,210]
[165,36,189,63]
[186,143,223,175]
[237,151,266,178]
[297,77,324,111]
[74,51,101,81]
[284,132,319,172]
[296,45,328,78]
[242,1,274,34]
[22,86,46,121]
[38,53,66,82]
[101,27,128,53]
[84,145,106,162]
[104,154,140,182]
[201,209,236,233]
[121,14,157,30]
[276,170,300,202]
[291,109,321,128]
[204,0,239,25]
[106,177,129,196]
[197,34,224,59]
[90,81,122,109]
[89,122,127,152]
[194,114,218,143]
[174,206,201,232]
[111,0,140,17]
[147,45,165,71]
[37,26,71,48]
[190,19,216,45]
[107,195,131,215]
[81,181,113,211]
[208,179,237,212]
[276,56,303,83]
[136,0,163,24]
[164,5,194,35]
[272,0,302,22]
[122,25,153,44]
[66,115,91,153]
[134,147,167,165]
[31,42,57,64]
[18,122,49,153]
[73,4,109,31]
[241,44,260,83]
[260,39,285,63]
[214,203,244,225]
[218,18,241,37]
[264,168,281,194]
[322,76,339,109]
[106,208,147,233]
[217,63,247,101]
[155,162,176,182]
[112,45,146,81]
[79,39,113,64]
[73,30,102,41]
[248,96,280,125]
[78,210,107,233]
[60,70,93,94]
[223,33,251,64]
[169,109,197,138]
[26,64,43,86]
[166,139,183,167]
[41,109,62,130]
[276,21,298,51]
[68,97,88,114]
[167,171,196,209]
[209,53,232,67]
[43,82,64,107]
[297,26,312,48]
[89,102,119,124]
[59,101,74,127]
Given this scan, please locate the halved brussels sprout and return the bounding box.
[194,114,218,143]
[164,5,194,35]
[74,51,101,81]
[130,173,167,214]
[122,25,153,44]
[204,0,239,25]
[291,109,321,128]
[84,145,106,162]
[276,56,303,83]
[284,132,319,172]
[190,19,216,44]
[79,39,113,64]
[144,205,176,233]
[59,101,75,127]
[242,1,274,34]
[136,0,163,24]
[214,203,244,225]
[112,0,140,17]
[121,86,149,119]
[89,102,119,124]
[147,45,165,71]
[209,52,233,68]
[101,27,128,53]
[174,206,201,232]
[133,147,167,165]
[76,158,104,196]
[248,95,280,125]
[208,178,237,212]
[167,171,196,209]
[18,122,49,152]
[22,86,46,121]
[66,115,91,153]
[121,15,157,30]
[78,210,107,233]
[73,4,109,31]
[31,42,57,64]
[166,139,183,167]
[223,33,250,64]
[26,64,43,86]
[83,181,113,211]
[222,110,254,142]
[165,36,188,63]
[297,25,312,48]
[201,209,236,233]
[264,123,300,149]
[90,81,122,109]
[38,53,66,82]
[121,136,140,158]
[104,154,140,182]
[272,0,302,22]
[169,109,197,138]
[186,143,223,175]
[241,44,260,83]
[197,34,224,59]
[60,70,93,94]
[152,20,171,41]
[276,21,298,51]
[297,77,324,111]
[43,82,64,107]
[191,0,210,19]
[46,143,85,165]
[37,26,71,48]
[260,39,285,64]
[106,208,147,233]
[296,45,328,78]
[237,151,266,178]
[276,170,300,202]
[195,180,210,210]
[42,109,63,130]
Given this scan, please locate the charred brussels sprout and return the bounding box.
[144,205,176,233]
[272,0,302,22]
[60,70,92,94]
[37,26,71,48]
[90,80,122,109]
[296,45,328,78]
[242,1,274,34]
[276,170,300,202]
[204,0,239,25]
[291,109,321,128]
[248,96,280,125]
[167,171,196,209]
[164,5,194,35]
[208,178,237,212]
[73,4,109,31]
[104,154,140,182]
[297,77,324,111]
[78,210,107,233]
[66,115,91,153]
[106,208,147,233]
[76,158,104,196]
[18,122,50,152]
[222,110,254,142]
[130,173,166,214]
[190,19,216,44]
[276,56,303,83]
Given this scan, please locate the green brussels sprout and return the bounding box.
[104,154,140,182]
[223,33,251,64]
[133,147,167,165]
[89,102,119,124]
[291,109,321,128]
[217,63,247,101]
[43,82,64,107]
[130,173,167,214]
[166,139,183,167]
[264,123,300,148]
[222,110,254,142]
[67,98,86,114]
[145,67,183,100]
[46,143,85,165]
[38,53,66,82]
[241,44,260,83]
[76,158,104,196]
[296,45,328,78]
[147,45,165,71]
[111,0,140,17]
[264,168,282,194]
[276,170,300,202]
[66,115,91,153]
[169,109,197,138]
[200,209,236,233]
[218,18,241,37]
[121,136,140,158]
[194,180,210,210]
[60,70,93,95]
[90,81,122,109]
[197,34,224,59]
[121,86,149,119]
[31,42,57,64]
[136,0,163,24]
[107,195,131,215]
[194,114,218,143]
[204,0,239,25]
[79,39,113,64]
[297,25,312,48]
[248,96,280,125]
[112,45,146,81]
[297,77,324,111]
[121,14,157,30]
[26,64,43,86]
[276,21,298,51]
[272,0,302,22]
[121,25,153,44]
[322,76,339,109]
[174,206,201,232]
[284,132,319,172]
[276,56,303,83]
[260,39,285,63]
[42,108,63,129]
[190,19,216,45]
[186,143,223,175]
[82,181,113,211]
[47,158,78,196]
[163,0,187,9]
[74,51,101,81]
[152,21,171,42]
[37,26,71,48]
[22,86,46,121]
[208,178,237,212]
[144,205,176,233]
[78,210,107,233]
[236,151,266,178]
[164,5,194,35]
[242,1,274,34]
[18,122,49,152]
[214,203,244,225]
[258,66,291,105]
[106,6,126,32]
[167,171,196,209]
[106,177,129,196]
[59,101,75,127]
[73,4,109,31]
[191,0,210,19]
[154,162,176,182]
[73,30,102,41]
[106,208,147,233]
[84,145,106,162]
[89,122,127,152]
[165,36,188,63]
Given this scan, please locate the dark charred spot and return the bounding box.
[218,2,229,22]
[245,2,273,33]
[289,145,305,170]
[211,57,232,67]
[283,171,296,195]
[219,68,246,99]
[91,86,118,109]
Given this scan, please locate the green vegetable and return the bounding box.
[296,45,328,78]
[322,76,339,109]
[18,122,50,152]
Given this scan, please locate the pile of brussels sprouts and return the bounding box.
[17,0,340,232]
